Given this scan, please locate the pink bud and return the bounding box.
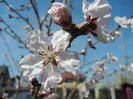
[29,76,36,82]
[48,2,72,27]
[31,85,34,89]
[87,38,92,43]
[38,90,47,97]
[114,31,119,36]
[79,49,86,55]
[49,32,53,36]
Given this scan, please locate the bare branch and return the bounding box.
[29,0,41,30]
[0,17,34,53]
[40,13,49,27]
[0,17,24,44]
[47,18,53,35]
[2,0,35,30]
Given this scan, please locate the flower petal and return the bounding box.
[39,64,61,83]
[82,0,112,25]
[51,30,71,51]
[57,51,80,75]
[26,30,49,52]
[48,2,65,15]
[20,54,42,77]
[42,77,57,92]
[114,16,130,28]
[94,26,111,43]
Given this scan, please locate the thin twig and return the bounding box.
[29,0,41,30]
[0,17,34,53]
[2,0,34,30]
[40,13,49,27]
[0,17,24,44]
[47,18,53,35]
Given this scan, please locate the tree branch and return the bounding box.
[29,0,41,30]
[0,17,34,53]
[2,0,35,30]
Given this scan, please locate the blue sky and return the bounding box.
[0,0,133,78]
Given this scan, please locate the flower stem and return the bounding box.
[32,86,40,99]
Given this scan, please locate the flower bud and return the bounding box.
[29,76,40,86]
[24,25,31,31]
[87,38,92,43]
[110,31,120,36]
[31,85,34,89]
[48,2,72,27]
[79,49,86,55]
[29,76,36,82]
[38,90,48,97]
[7,5,14,11]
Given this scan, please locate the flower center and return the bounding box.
[39,45,59,66]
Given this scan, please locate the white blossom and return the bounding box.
[20,30,80,91]
[110,56,118,64]
[128,63,133,74]
[119,65,127,71]
[82,0,112,43]
[93,60,106,74]
[114,16,130,28]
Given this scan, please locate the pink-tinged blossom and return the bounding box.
[38,90,47,97]
[20,30,80,91]
[48,2,72,27]
[82,0,112,43]
[114,16,130,28]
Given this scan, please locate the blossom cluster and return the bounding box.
[114,16,133,32]
[19,0,118,94]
